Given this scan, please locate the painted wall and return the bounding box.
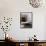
[0,0,46,40]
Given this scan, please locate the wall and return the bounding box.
[0,0,46,40]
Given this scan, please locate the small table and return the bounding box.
[5,39,46,46]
